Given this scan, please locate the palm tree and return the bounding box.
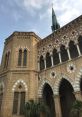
[71,100,82,117]
[24,100,50,117]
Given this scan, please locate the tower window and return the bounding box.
[18,49,22,66]
[23,49,27,66]
[4,51,10,69]
[0,84,4,110]
[4,53,7,68]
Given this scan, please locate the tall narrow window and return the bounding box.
[40,55,45,70]
[4,53,7,68]
[6,52,10,67]
[78,36,82,54]
[20,92,25,115]
[53,48,60,65]
[13,92,25,115]
[0,84,3,110]
[0,93,3,110]
[18,49,22,66]
[69,41,79,59]
[60,45,69,62]
[46,52,52,68]
[23,49,27,66]
[13,92,19,114]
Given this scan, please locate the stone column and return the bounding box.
[58,48,62,63]
[76,44,81,56]
[74,91,82,101]
[44,56,46,69]
[38,60,40,71]
[54,95,62,117]
[67,47,71,60]
[50,52,54,67]
[59,52,62,63]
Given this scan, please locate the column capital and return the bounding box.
[50,51,53,56]
[74,91,82,101]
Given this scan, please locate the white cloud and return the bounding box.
[46,0,82,26]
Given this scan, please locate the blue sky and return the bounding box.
[0,0,82,63]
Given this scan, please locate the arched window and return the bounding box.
[78,36,82,54]
[53,48,60,65]
[6,51,10,67]
[60,45,69,62]
[4,53,7,68]
[23,49,27,66]
[0,83,4,110]
[40,55,45,70]
[13,83,25,115]
[46,52,52,68]
[69,41,79,59]
[18,49,22,66]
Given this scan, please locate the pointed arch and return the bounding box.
[23,49,27,66]
[38,79,54,97]
[60,45,69,62]
[46,52,52,68]
[12,79,28,91]
[74,68,82,92]
[78,36,82,54]
[40,55,45,70]
[53,48,60,65]
[59,78,75,117]
[12,80,27,115]
[69,41,79,59]
[18,49,22,66]
[54,74,74,95]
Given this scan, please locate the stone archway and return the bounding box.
[42,83,56,117]
[59,78,76,117]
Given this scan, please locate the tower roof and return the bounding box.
[51,7,60,32]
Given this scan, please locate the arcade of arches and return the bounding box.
[41,78,82,117]
[40,37,82,71]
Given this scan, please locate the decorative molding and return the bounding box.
[12,79,28,92]
[74,68,82,92]
[53,73,74,95]
[38,79,54,97]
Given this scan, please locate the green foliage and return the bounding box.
[24,100,50,117]
[71,100,82,117]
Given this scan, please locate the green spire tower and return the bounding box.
[51,7,60,32]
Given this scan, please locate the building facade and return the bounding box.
[0,11,82,117]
